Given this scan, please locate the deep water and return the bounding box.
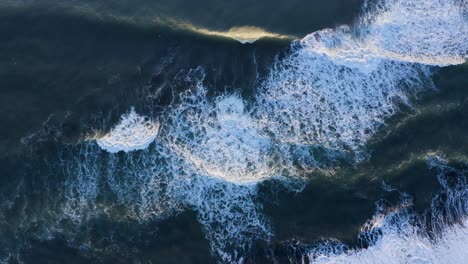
[0,0,467,263]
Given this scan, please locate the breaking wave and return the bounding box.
[60,140,272,263]
[95,107,160,153]
[294,155,468,264]
[171,22,294,43]
[255,0,467,156]
[163,81,275,183]
[303,0,468,68]
[94,0,468,178]
[62,0,468,262]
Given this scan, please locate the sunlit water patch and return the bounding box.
[172,22,294,43]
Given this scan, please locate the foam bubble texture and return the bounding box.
[62,144,100,222]
[303,0,468,67]
[96,107,160,153]
[360,0,468,66]
[168,176,271,263]
[60,139,273,262]
[67,0,467,261]
[309,219,468,264]
[256,0,467,155]
[163,84,275,183]
[301,156,468,264]
[256,53,432,155]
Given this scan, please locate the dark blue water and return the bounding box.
[0,0,467,263]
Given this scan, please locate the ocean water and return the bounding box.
[0,0,467,263]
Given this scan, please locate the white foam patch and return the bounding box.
[96,107,160,153]
[309,216,468,264]
[359,0,468,66]
[302,0,468,69]
[256,52,431,155]
[303,156,468,264]
[60,0,468,261]
[163,79,277,184]
[168,175,271,263]
[255,0,467,155]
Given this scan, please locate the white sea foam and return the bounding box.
[255,0,467,155]
[96,0,467,166]
[302,0,468,69]
[163,84,275,183]
[65,71,274,261]
[301,156,468,264]
[168,175,271,263]
[308,215,468,264]
[256,51,431,155]
[62,144,101,222]
[96,107,160,153]
[64,0,468,262]
[65,123,274,263]
[358,0,468,66]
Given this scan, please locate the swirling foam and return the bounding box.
[300,156,468,264]
[256,50,432,155]
[255,0,467,156]
[308,214,468,264]
[78,0,467,262]
[302,0,468,68]
[96,107,160,153]
[163,84,275,183]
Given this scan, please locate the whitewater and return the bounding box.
[77,0,468,262]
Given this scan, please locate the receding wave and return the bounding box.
[256,0,467,157]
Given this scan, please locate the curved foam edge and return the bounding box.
[300,0,468,68]
[301,155,468,264]
[96,107,159,153]
[255,0,467,156]
[310,219,468,264]
[57,0,468,261]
